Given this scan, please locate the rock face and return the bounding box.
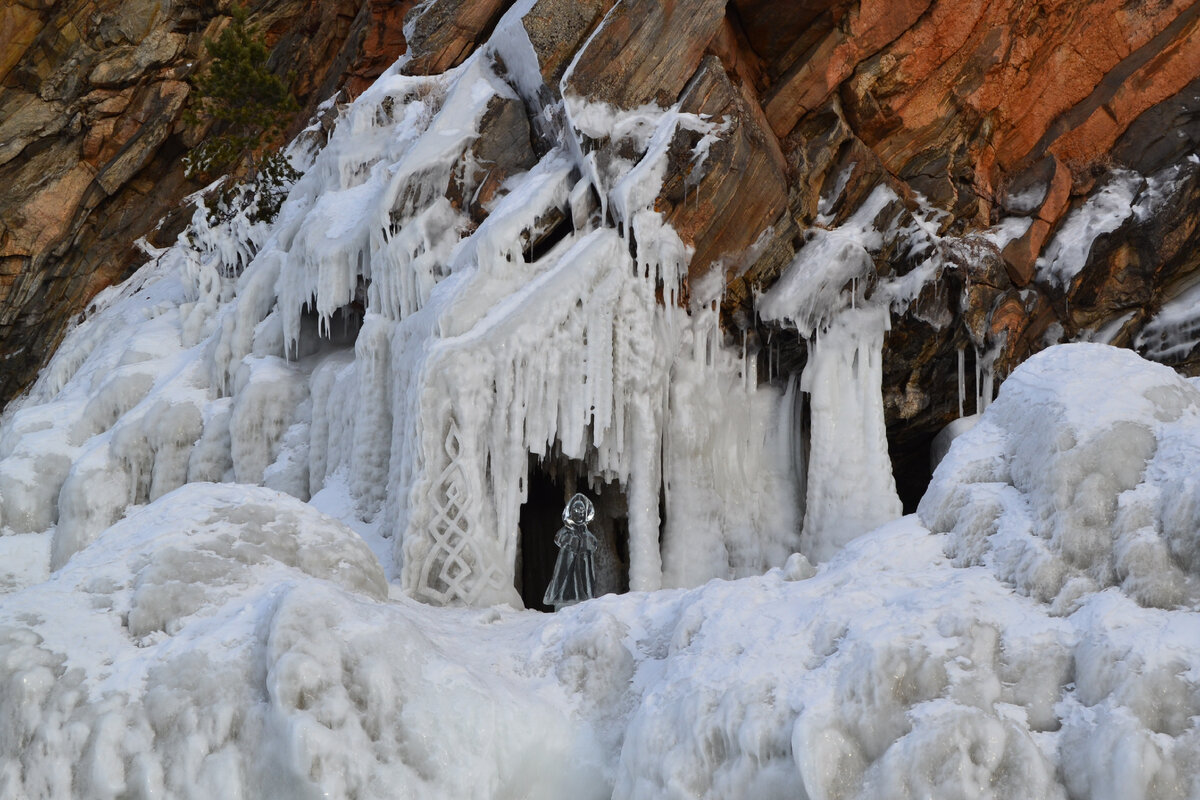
[0,0,405,406]
[5,0,1200,507]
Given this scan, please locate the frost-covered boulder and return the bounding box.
[44,482,389,633]
[0,484,392,798]
[920,343,1200,611]
[556,515,1200,800]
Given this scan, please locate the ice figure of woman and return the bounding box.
[543,493,598,610]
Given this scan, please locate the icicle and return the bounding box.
[627,396,663,592]
[786,373,807,532]
[799,306,901,562]
[974,346,982,414]
[979,347,996,412]
[741,331,749,392]
[957,346,966,418]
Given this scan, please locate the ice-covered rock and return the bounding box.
[0,28,810,606]
[0,484,397,798]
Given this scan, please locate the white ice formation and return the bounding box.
[0,10,807,607]
[921,344,1200,612]
[1,0,1199,795]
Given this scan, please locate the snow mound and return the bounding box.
[7,503,1199,799]
[920,343,1200,611]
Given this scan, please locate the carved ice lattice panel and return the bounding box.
[413,417,510,605]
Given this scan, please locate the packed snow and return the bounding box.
[1,0,1199,794]
[921,344,1200,612]
[3,355,1200,798]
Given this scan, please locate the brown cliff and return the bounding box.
[400,0,1199,506]
[0,0,404,406]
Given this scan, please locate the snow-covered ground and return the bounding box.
[1,0,1198,793]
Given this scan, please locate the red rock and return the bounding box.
[402,0,511,76]
[658,56,789,290]
[0,3,43,83]
[1000,156,1072,286]
[0,0,383,404]
[520,0,617,87]
[564,0,728,109]
[345,0,419,97]
[763,0,931,137]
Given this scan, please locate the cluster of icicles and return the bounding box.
[0,11,906,606]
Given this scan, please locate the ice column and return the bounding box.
[800,306,903,561]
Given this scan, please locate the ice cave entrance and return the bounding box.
[517,453,630,611]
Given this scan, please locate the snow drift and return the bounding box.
[1,344,1199,798]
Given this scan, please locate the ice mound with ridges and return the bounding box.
[1,440,1197,797]
[921,343,1200,612]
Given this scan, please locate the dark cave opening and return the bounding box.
[517,453,630,611]
[523,210,574,263]
[292,281,367,359]
[889,428,936,515]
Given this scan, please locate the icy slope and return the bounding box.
[2,344,1200,799]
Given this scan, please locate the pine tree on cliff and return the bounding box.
[184,4,299,222]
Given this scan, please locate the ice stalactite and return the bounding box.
[756,186,907,563]
[958,346,966,418]
[799,307,903,562]
[660,311,801,588]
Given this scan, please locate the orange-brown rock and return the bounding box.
[657,55,788,291]
[519,0,616,87]
[402,0,513,76]
[0,0,415,406]
[835,0,1199,191]
[1000,156,1072,286]
[564,0,728,109]
[0,3,46,84]
[344,0,421,97]
[764,0,932,138]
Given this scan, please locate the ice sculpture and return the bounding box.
[543,493,598,610]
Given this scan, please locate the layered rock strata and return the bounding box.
[0,0,402,405]
[395,0,1200,505]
